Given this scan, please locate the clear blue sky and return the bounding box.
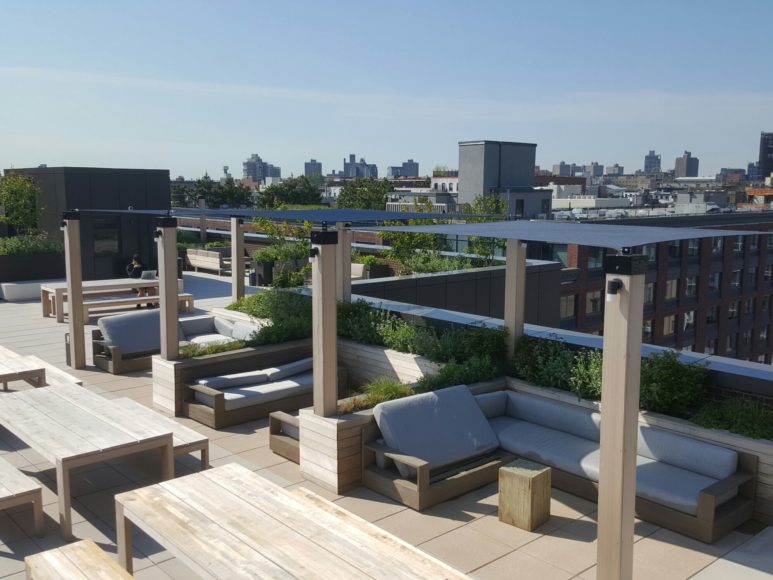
[2,0,772,178]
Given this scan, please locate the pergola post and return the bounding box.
[335,222,352,303]
[198,197,207,243]
[596,254,646,580]
[156,217,179,361]
[310,228,338,417]
[231,217,245,303]
[62,211,85,369]
[503,239,526,355]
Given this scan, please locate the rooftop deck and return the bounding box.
[0,272,771,579]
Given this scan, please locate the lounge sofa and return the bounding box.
[92,311,265,374]
[185,356,347,429]
[362,386,757,543]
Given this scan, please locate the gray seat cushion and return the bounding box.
[98,310,160,356]
[188,333,235,347]
[265,357,313,381]
[374,385,499,479]
[194,372,313,411]
[637,425,737,480]
[179,315,216,337]
[213,317,235,337]
[195,358,314,390]
[475,391,508,419]
[491,416,601,481]
[231,321,261,341]
[506,391,602,442]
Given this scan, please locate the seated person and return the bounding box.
[126,254,155,308]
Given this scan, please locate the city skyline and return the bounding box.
[1,1,772,178]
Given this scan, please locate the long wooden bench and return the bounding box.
[112,398,209,469]
[83,292,194,318]
[0,345,82,388]
[0,456,43,537]
[25,539,132,579]
[21,354,83,386]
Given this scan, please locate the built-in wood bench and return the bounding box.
[82,292,194,318]
[112,398,209,469]
[0,456,43,537]
[0,345,82,388]
[22,354,83,386]
[25,539,133,579]
[269,411,301,463]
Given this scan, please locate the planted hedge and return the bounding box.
[0,235,63,256]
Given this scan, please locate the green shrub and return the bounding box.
[510,336,575,391]
[569,349,603,400]
[228,290,312,345]
[337,300,389,346]
[337,376,414,414]
[436,327,507,366]
[640,351,708,416]
[205,240,230,249]
[417,355,500,391]
[358,254,383,267]
[179,339,245,358]
[0,235,63,256]
[272,264,311,288]
[691,399,773,440]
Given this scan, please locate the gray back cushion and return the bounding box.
[231,321,260,341]
[98,310,160,356]
[196,357,313,390]
[179,315,216,337]
[374,385,499,478]
[506,391,601,442]
[637,425,737,480]
[213,317,235,338]
[265,357,313,381]
[475,391,508,418]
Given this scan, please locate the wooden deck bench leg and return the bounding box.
[200,445,209,470]
[116,502,134,575]
[56,459,73,541]
[33,490,44,537]
[161,442,174,481]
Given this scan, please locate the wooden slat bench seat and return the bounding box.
[83,293,194,318]
[21,355,83,386]
[0,456,43,537]
[112,398,209,469]
[25,539,132,579]
[0,345,81,388]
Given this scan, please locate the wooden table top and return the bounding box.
[0,384,172,464]
[117,462,468,579]
[40,278,159,292]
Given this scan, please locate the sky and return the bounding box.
[1,0,772,179]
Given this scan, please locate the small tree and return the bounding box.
[466,194,507,265]
[255,176,322,209]
[0,173,41,234]
[336,178,392,210]
[381,197,447,271]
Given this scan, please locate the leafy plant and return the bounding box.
[510,336,575,391]
[272,264,311,288]
[0,235,63,256]
[401,252,479,274]
[691,398,773,440]
[228,290,312,345]
[569,349,603,400]
[337,377,414,414]
[0,174,41,234]
[640,351,708,416]
[416,355,500,392]
[179,339,245,358]
[353,253,384,267]
[205,240,230,249]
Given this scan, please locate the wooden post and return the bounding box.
[63,212,85,369]
[156,217,179,361]
[596,254,646,580]
[504,239,526,356]
[310,229,338,417]
[335,222,352,303]
[198,197,207,243]
[231,217,245,303]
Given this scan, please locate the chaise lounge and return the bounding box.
[362,385,758,543]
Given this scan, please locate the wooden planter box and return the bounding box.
[337,339,440,388]
[507,377,773,526]
[0,253,64,283]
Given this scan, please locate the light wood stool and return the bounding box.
[499,459,551,531]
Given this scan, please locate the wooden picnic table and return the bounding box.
[0,383,174,540]
[41,278,160,323]
[116,462,468,579]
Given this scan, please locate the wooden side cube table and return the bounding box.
[499,459,551,530]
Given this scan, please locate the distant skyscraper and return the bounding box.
[674,151,699,178]
[304,159,322,177]
[747,161,761,181]
[605,163,625,176]
[387,159,420,179]
[242,153,281,182]
[552,161,571,177]
[343,154,378,178]
[644,150,661,174]
[584,162,604,177]
[759,132,773,180]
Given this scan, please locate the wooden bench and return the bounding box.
[0,345,82,388]
[112,398,209,469]
[22,355,83,386]
[185,248,229,275]
[82,292,194,318]
[269,411,301,463]
[25,539,132,579]
[0,456,43,537]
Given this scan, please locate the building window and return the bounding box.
[704,339,716,355]
[728,301,739,319]
[664,279,679,301]
[748,266,757,289]
[706,306,719,324]
[726,334,737,355]
[712,237,723,255]
[683,310,695,332]
[667,241,681,260]
[731,270,742,290]
[93,218,120,255]
[551,244,568,267]
[685,276,698,297]
[560,295,576,320]
[642,244,657,263]
[764,265,772,282]
[733,236,744,253]
[750,235,759,251]
[768,235,773,250]
[586,290,602,314]
[761,326,769,342]
[642,320,653,343]
[742,329,753,346]
[587,247,604,270]
[645,282,655,304]
[687,239,700,257]
[761,296,770,313]
[663,315,676,336]
[708,272,721,292]
[744,299,754,316]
